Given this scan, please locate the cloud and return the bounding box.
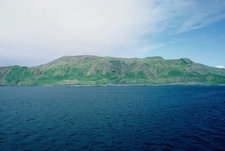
[0,0,225,66]
[176,0,225,32]
[216,65,225,69]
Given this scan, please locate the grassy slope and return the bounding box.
[0,55,225,85]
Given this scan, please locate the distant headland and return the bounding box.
[0,55,225,86]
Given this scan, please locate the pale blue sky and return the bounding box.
[0,0,225,67]
[145,20,225,67]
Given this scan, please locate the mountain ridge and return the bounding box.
[0,55,225,85]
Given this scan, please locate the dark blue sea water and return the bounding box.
[0,86,225,151]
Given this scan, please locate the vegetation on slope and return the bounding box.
[0,55,225,85]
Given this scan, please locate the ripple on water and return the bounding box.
[0,86,225,150]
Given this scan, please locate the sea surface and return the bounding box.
[0,86,225,151]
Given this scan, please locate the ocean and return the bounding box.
[0,86,225,150]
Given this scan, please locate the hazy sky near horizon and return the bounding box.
[0,0,225,67]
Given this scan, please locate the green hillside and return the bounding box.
[0,55,225,85]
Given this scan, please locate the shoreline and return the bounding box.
[1,83,225,87]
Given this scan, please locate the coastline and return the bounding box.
[1,83,225,87]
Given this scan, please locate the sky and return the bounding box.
[0,0,225,67]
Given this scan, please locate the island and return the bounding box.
[0,55,225,86]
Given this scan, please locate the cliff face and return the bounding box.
[0,55,225,85]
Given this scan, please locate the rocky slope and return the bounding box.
[0,55,225,85]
